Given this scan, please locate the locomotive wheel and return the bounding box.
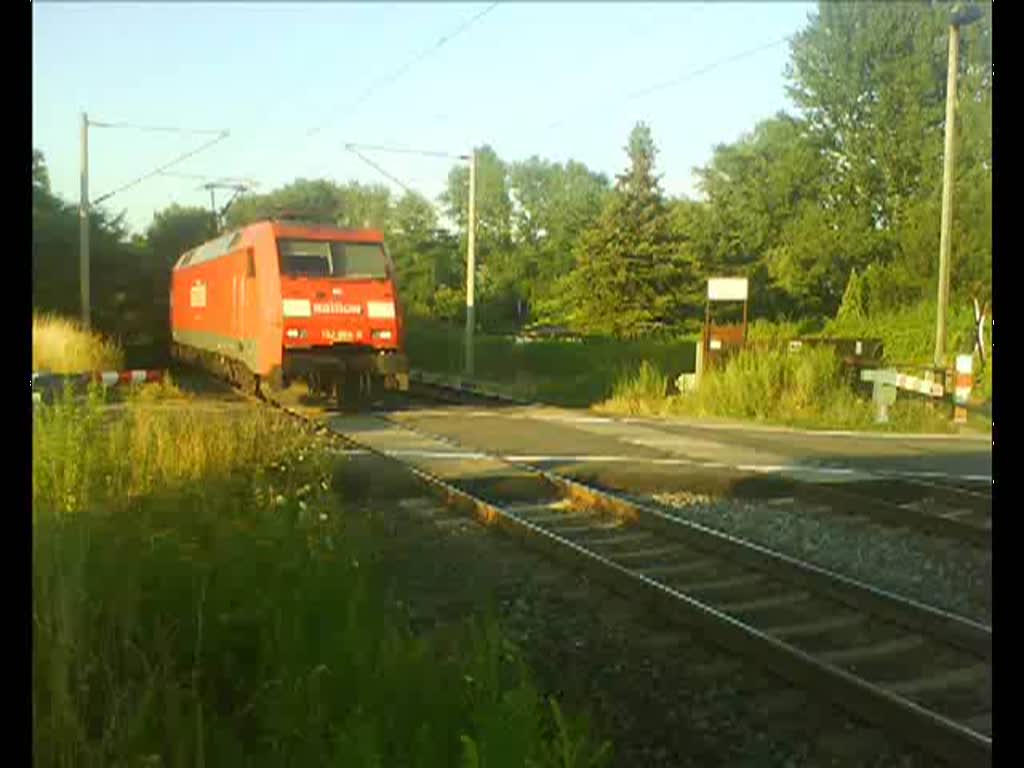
[334,372,376,411]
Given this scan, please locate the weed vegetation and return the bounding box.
[601,348,958,434]
[33,313,124,373]
[33,385,611,767]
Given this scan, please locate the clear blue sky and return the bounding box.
[33,2,816,234]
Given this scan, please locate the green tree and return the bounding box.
[785,0,992,311]
[388,192,460,317]
[226,179,345,227]
[32,149,167,348]
[689,113,832,316]
[508,157,611,315]
[145,204,217,268]
[566,123,696,338]
[337,182,392,230]
[442,146,513,252]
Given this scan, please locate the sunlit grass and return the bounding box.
[32,387,612,767]
[33,313,124,373]
[600,348,958,434]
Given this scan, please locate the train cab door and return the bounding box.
[240,247,256,356]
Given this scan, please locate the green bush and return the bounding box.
[405,318,696,406]
[824,300,979,365]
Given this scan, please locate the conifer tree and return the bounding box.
[568,123,695,338]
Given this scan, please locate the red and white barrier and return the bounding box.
[92,369,165,386]
[32,370,166,400]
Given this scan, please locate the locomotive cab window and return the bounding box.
[278,239,389,280]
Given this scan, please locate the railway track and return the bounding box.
[253,387,991,766]
[405,378,993,547]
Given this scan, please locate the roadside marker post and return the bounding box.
[954,355,973,424]
[872,380,898,424]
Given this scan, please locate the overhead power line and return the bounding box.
[157,170,259,186]
[306,2,500,138]
[345,146,431,200]
[86,120,227,135]
[344,143,471,162]
[626,36,791,101]
[93,130,230,205]
[544,35,791,131]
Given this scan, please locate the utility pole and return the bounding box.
[79,112,90,329]
[934,3,984,369]
[464,148,477,377]
[207,184,217,227]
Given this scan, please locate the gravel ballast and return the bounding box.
[329,452,941,768]
[646,490,992,625]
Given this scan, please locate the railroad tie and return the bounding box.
[577,531,656,549]
[765,614,867,640]
[636,557,718,578]
[717,591,810,614]
[504,503,578,521]
[883,663,990,697]
[612,545,685,562]
[933,508,974,520]
[547,520,627,536]
[816,635,925,665]
[675,573,764,596]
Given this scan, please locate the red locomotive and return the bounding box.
[170,217,409,405]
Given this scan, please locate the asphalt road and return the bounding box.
[378,403,992,487]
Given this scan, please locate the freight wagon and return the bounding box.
[170,218,409,406]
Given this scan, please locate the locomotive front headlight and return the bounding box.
[285,328,308,339]
[282,298,312,318]
[366,301,395,319]
[371,329,393,341]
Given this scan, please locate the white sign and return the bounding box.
[707,277,749,302]
[190,281,207,308]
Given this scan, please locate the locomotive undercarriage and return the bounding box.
[279,345,409,409]
[171,342,408,410]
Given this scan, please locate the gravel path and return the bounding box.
[646,490,992,625]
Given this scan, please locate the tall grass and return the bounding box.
[600,348,956,433]
[33,388,611,767]
[608,361,670,414]
[33,313,124,373]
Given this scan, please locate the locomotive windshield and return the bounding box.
[278,239,389,279]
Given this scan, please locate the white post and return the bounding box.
[80,112,91,329]
[934,23,960,368]
[464,149,477,377]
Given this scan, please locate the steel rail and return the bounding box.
[404,379,992,546]
[253,390,991,766]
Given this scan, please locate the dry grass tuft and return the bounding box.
[33,313,123,373]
